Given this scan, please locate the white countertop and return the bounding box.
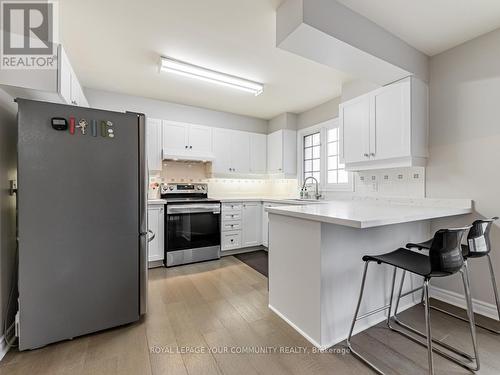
[266,200,472,228]
[148,199,167,205]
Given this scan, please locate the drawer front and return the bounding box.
[222,212,241,221]
[222,203,242,212]
[222,231,242,251]
[222,220,241,232]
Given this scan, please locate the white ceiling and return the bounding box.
[61,1,500,120]
[59,0,349,120]
[337,0,500,56]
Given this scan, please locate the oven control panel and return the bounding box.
[160,183,208,195]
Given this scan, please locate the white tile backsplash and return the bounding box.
[149,162,425,200]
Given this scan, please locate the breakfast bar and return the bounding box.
[266,199,472,349]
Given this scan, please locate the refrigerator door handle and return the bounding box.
[147,229,155,242]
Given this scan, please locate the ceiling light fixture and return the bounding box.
[159,56,264,96]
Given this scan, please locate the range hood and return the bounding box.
[162,151,215,163]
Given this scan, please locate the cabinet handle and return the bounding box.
[185,145,188,149]
[370,153,375,157]
[190,145,193,149]
[363,153,369,157]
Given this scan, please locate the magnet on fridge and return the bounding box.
[69,117,75,135]
[77,119,88,135]
[101,121,107,137]
[91,120,97,137]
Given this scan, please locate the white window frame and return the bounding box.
[297,118,354,192]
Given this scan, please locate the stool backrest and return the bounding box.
[428,227,469,276]
[466,217,498,257]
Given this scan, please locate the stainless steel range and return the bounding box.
[161,183,221,267]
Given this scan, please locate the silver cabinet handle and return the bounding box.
[185,145,188,149]
[190,145,193,149]
[147,229,155,242]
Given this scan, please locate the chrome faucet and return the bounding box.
[301,176,322,200]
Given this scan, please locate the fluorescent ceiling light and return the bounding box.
[160,56,264,96]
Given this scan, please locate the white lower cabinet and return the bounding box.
[242,203,262,247]
[221,201,262,252]
[147,205,164,264]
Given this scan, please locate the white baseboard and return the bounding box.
[269,296,420,351]
[430,285,499,320]
[0,335,10,362]
[268,304,327,350]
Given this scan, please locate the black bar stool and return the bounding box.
[399,217,500,334]
[347,227,479,375]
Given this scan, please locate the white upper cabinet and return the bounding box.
[162,121,213,160]
[267,129,297,176]
[146,118,163,171]
[340,96,370,164]
[58,45,90,107]
[189,124,213,155]
[212,128,254,175]
[230,131,250,174]
[250,133,267,173]
[162,121,189,157]
[0,44,89,107]
[372,79,411,160]
[212,128,233,174]
[340,77,428,171]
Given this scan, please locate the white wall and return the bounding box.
[340,79,380,103]
[297,96,340,129]
[268,112,297,133]
[84,88,269,134]
[0,88,17,341]
[426,28,500,307]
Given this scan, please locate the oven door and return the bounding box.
[166,203,221,253]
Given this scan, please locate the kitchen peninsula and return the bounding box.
[266,198,472,349]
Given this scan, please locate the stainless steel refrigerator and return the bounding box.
[17,99,148,350]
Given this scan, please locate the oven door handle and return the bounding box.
[167,205,221,214]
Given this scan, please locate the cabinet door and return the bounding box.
[188,124,212,155]
[262,204,270,247]
[146,118,163,171]
[242,203,262,247]
[147,206,164,262]
[212,128,233,174]
[250,133,267,173]
[230,131,250,174]
[372,80,411,160]
[58,46,72,105]
[341,96,370,164]
[162,121,189,156]
[267,130,283,173]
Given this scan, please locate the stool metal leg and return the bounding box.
[461,261,480,371]
[423,279,434,375]
[423,254,500,334]
[347,261,386,375]
[390,271,474,361]
[389,266,480,371]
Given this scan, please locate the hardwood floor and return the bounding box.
[1,256,500,374]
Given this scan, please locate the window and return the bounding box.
[303,132,321,183]
[299,119,353,191]
[326,128,348,184]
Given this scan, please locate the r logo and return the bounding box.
[2,1,53,55]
